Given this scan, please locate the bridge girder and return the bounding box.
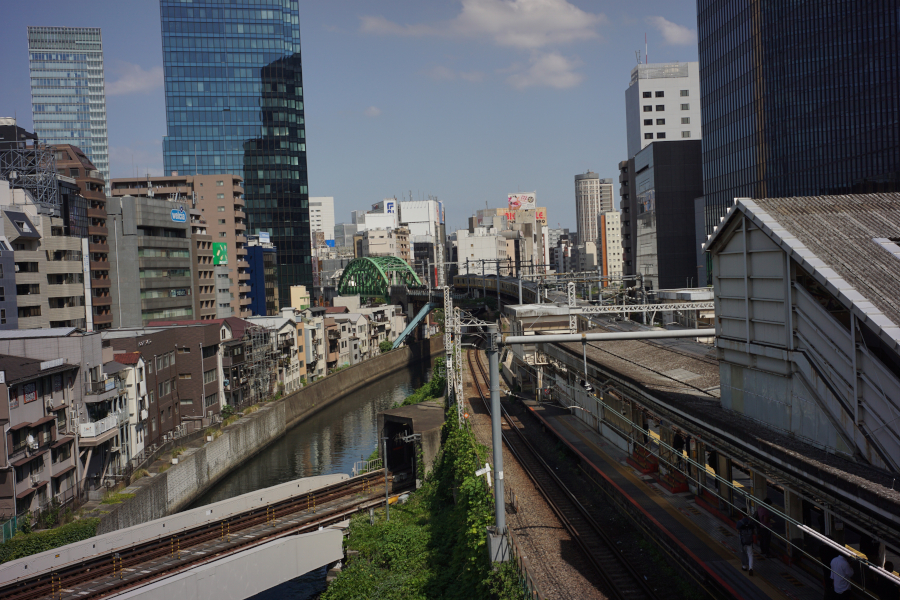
[338,256,423,298]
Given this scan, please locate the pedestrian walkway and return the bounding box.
[523,399,826,600]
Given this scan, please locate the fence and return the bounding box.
[507,525,544,599]
[351,458,383,477]
[0,516,16,544]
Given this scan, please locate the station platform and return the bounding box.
[522,399,827,600]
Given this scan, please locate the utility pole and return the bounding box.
[486,323,505,533]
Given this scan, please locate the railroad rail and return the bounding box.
[0,471,389,600]
[467,348,662,600]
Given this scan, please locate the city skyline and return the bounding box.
[0,0,700,232]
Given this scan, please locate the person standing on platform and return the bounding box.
[831,552,855,597]
[756,498,774,558]
[736,511,755,576]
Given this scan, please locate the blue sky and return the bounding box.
[0,0,699,232]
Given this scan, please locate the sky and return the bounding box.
[0,0,699,233]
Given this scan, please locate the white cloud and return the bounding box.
[364,106,382,118]
[361,0,606,49]
[426,65,486,82]
[506,52,583,89]
[646,16,696,46]
[106,61,164,96]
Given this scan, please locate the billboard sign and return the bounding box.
[536,207,547,225]
[508,192,536,211]
[213,242,228,265]
[259,232,271,244]
[170,206,187,223]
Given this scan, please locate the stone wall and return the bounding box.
[97,337,443,534]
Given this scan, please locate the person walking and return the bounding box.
[736,511,755,576]
[831,552,855,597]
[756,498,774,558]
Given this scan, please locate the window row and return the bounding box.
[642,104,691,112]
[644,132,692,140]
[641,90,690,98]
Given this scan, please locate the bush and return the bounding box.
[221,404,235,420]
[171,446,186,458]
[223,415,239,427]
[0,519,99,564]
[132,469,150,482]
[379,340,394,354]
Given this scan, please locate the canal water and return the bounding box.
[188,360,434,599]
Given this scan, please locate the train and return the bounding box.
[452,273,542,304]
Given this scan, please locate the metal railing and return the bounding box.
[79,410,125,438]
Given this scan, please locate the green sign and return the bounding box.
[213,242,228,265]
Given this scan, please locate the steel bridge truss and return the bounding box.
[337,256,423,299]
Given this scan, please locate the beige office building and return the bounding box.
[575,172,614,245]
[110,174,250,319]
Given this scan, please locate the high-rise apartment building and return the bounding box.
[247,234,279,316]
[53,145,112,329]
[27,27,110,190]
[597,211,622,286]
[698,1,900,234]
[309,197,334,242]
[574,172,613,246]
[625,62,701,159]
[110,174,250,320]
[160,0,310,305]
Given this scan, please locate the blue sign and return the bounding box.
[386,201,395,214]
[171,206,187,223]
[325,239,335,247]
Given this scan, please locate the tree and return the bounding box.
[379,340,394,354]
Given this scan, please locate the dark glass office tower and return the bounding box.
[160,0,311,302]
[698,0,900,235]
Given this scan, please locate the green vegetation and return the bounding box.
[100,492,135,505]
[171,446,186,458]
[222,415,239,427]
[322,414,522,600]
[394,358,446,408]
[379,340,394,354]
[0,518,99,564]
[132,468,150,482]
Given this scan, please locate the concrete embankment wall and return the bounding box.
[96,337,444,535]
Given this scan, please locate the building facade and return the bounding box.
[160,0,311,301]
[27,27,110,190]
[597,211,623,286]
[247,234,279,316]
[574,172,613,248]
[698,1,900,236]
[309,197,335,242]
[625,62,701,159]
[621,141,703,291]
[110,174,250,319]
[54,145,112,329]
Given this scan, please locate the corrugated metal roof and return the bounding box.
[706,193,900,349]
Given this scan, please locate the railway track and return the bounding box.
[467,348,661,600]
[0,472,389,600]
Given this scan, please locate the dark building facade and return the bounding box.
[160,1,311,304]
[620,141,703,291]
[246,235,278,316]
[698,0,900,234]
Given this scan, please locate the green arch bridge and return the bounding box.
[337,256,423,299]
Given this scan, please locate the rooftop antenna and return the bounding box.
[645,33,648,64]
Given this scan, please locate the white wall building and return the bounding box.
[575,172,614,246]
[597,211,623,284]
[625,62,701,159]
[360,229,398,258]
[456,228,507,275]
[399,200,443,237]
[309,197,335,241]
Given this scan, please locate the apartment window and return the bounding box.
[204,393,217,408]
[682,131,691,138]
[217,206,225,212]
[178,373,192,379]
[655,105,664,111]
[180,399,193,405]
[642,105,652,113]
[218,219,226,224]
[644,133,653,140]
[219,232,227,238]
[657,132,666,139]
[655,91,664,97]
[216,180,224,186]
[217,193,225,199]
[681,103,689,110]
[203,369,217,384]
[177,347,191,353]
[157,380,171,397]
[0,287,4,302]
[681,117,690,124]
[643,119,652,126]
[656,119,665,125]
[0,309,5,325]
[642,91,651,98]
[680,90,689,97]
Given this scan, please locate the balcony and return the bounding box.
[88,243,109,254]
[327,329,340,340]
[83,379,118,403]
[78,409,126,441]
[92,295,112,306]
[240,296,252,305]
[235,222,247,231]
[239,272,250,281]
[93,311,113,325]
[90,260,110,271]
[235,210,246,219]
[87,208,107,219]
[91,276,111,288]
[88,226,107,237]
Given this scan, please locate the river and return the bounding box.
[188,360,434,599]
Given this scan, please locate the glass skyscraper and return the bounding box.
[160,0,311,301]
[27,26,110,189]
[698,0,900,234]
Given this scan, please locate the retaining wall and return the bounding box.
[97,337,443,535]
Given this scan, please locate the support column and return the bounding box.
[487,324,505,533]
[751,469,768,507]
[718,454,733,515]
[784,487,804,560]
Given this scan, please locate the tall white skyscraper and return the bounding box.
[27,26,110,188]
[625,62,701,159]
[574,171,613,246]
[309,197,335,241]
